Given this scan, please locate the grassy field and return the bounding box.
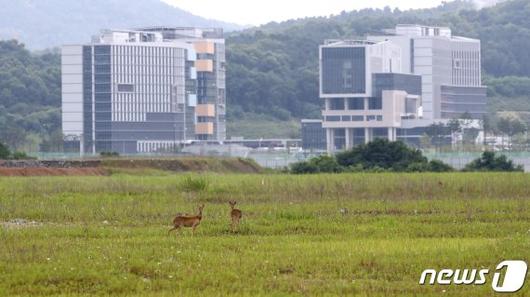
[0,173,529,296]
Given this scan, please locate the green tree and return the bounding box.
[0,142,11,159]
[335,139,428,171]
[497,116,527,149]
[464,151,523,172]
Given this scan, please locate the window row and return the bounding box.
[328,98,383,110]
[325,115,383,122]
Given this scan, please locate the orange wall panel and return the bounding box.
[196,59,213,72]
[195,122,214,135]
[196,104,216,117]
[194,41,215,54]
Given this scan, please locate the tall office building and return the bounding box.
[62,29,198,154]
[140,27,226,141]
[62,27,227,155]
[369,24,487,121]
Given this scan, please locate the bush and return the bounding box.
[0,142,11,159]
[11,151,34,160]
[290,161,319,174]
[464,151,524,172]
[0,142,34,160]
[291,140,454,174]
[428,160,454,172]
[100,152,120,158]
[290,155,342,174]
[406,160,454,173]
[336,139,428,171]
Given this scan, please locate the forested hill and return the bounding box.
[226,0,530,120]
[0,0,242,49]
[2,0,530,149]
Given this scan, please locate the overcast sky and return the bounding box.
[163,0,447,25]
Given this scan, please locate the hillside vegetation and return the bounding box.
[2,1,530,146]
[0,0,241,49]
[0,173,529,296]
[227,0,530,122]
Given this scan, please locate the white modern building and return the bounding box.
[318,25,487,153]
[320,40,423,152]
[62,28,227,155]
[369,24,487,121]
[139,27,227,141]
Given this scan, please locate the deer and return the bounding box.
[229,201,242,232]
[168,204,205,235]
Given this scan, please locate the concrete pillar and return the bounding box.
[326,128,334,153]
[388,127,396,141]
[365,128,372,144]
[345,128,352,150]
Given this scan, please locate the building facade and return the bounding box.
[320,40,423,152]
[62,28,227,155]
[369,24,487,121]
[301,119,326,151]
[318,25,487,153]
[140,27,227,141]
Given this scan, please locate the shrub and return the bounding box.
[100,152,120,158]
[428,160,454,172]
[290,155,342,174]
[292,140,454,174]
[406,162,431,172]
[0,142,11,159]
[406,160,454,173]
[11,151,34,160]
[336,139,428,171]
[290,161,319,174]
[464,151,524,172]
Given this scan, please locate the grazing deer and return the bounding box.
[168,204,205,235]
[229,201,242,232]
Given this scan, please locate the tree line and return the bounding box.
[2,0,530,151]
[290,139,524,174]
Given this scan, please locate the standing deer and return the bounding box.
[169,204,205,235]
[229,201,242,232]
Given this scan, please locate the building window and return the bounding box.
[368,98,382,110]
[326,116,341,122]
[334,128,346,150]
[366,115,376,122]
[341,116,351,122]
[377,115,383,121]
[348,98,364,110]
[117,84,135,92]
[373,128,388,140]
[322,47,366,94]
[352,116,364,122]
[329,98,345,110]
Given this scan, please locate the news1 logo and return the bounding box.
[419,260,528,293]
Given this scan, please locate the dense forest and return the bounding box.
[0,40,61,151]
[1,0,530,149]
[226,0,530,121]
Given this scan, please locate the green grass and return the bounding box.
[0,173,529,296]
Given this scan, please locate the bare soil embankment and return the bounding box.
[0,157,262,176]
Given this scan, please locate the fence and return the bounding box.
[28,151,530,172]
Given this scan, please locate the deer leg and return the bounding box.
[168,225,180,235]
